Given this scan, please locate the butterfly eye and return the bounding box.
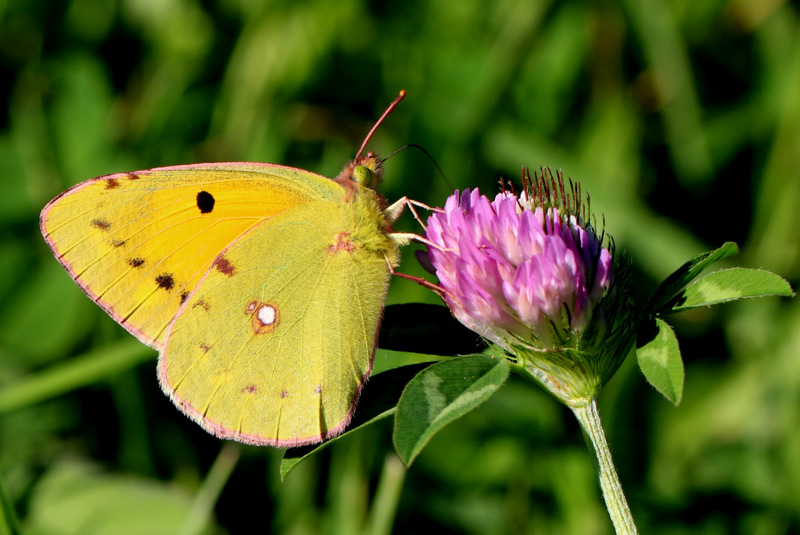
[352,165,377,188]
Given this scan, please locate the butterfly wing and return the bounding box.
[159,198,393,446]
[40,163,342,348]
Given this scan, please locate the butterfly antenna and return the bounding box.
[383,143,454,191]
[356,90,406,160]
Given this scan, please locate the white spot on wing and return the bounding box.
[257,305,276,326]
[246,300,280,334]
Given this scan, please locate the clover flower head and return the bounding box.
[422,168,633,403]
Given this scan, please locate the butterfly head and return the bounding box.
[336,151,384,194]
[352,151,383,188]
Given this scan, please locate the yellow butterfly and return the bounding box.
[40,92,414,447]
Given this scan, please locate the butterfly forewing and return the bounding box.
[40,163,342,348]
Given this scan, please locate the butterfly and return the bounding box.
[40,91,415,447]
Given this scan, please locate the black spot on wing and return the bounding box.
[127,258,145,268]
[196,191,215,214]
[155,273,175,291]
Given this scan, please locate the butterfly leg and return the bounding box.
[384,255,448,298]
[384,197,441,229]
[388,231,441,249]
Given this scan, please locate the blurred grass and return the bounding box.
[1,0,799,533]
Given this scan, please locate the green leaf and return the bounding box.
[280,363,430,479]
[25,461,212,535]
[644,242,739,317]
[669,268,794,312]
[636,318,684,405]
[393,355,510,466]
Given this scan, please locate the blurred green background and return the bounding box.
[2,0,800,533]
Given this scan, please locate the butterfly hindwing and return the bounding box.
[159,199,392,446]
[40,163,343,348]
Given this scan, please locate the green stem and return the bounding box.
[570,399,638,535]
[0,471,20,535]
[0,341,151,414]
[178,444,240,535]
[363,453,406,535]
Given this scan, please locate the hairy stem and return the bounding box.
[570,399,638,535]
